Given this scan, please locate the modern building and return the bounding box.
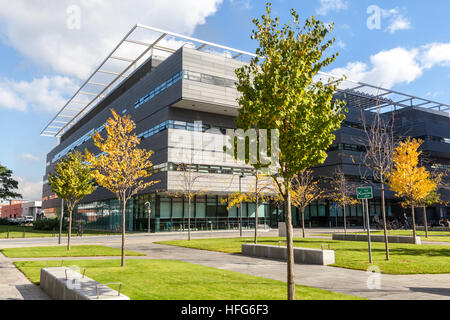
[20,201,42,221]
[41,25,450,232]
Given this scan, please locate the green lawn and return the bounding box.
[317,230,450,242]
[0,245,145,258]
[157,237,450,275]
[0,225,116,239]
[14,259,364,300]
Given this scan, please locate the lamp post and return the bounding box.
[145,201,151,233]
[239,173,245,237]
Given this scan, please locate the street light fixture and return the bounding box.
[239,173,245,237]
[145,201,152,233]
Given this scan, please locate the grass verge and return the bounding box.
[1,245,145,258]
[14,259,365,300]
[0,225,117,239]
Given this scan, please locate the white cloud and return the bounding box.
[0,0,223,79]
[381,8,411,33]
[0,76,78,113]
[316,0,348,16]
[229,0,252,10]
[329,43,450,89]
[420,43,450,69]
[19,154,41,162]
[14,176,43,201]
[330,47,422,88]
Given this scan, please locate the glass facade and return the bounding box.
[73,192,394,233]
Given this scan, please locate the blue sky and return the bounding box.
[0,0,450,200]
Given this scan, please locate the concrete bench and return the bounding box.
[417,226,450,232]
[242,244,335,266]
[332,233,422,245]
[40,267,130,300]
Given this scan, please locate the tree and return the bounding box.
[85,109,159,266]
[360,108,395,260]
[0,163,22,200]
[388,138,438,244]
[330,169,358,234]
[290,169,325,238]
[48,151,96,251]
[171,162,204,241]
[234,3,346,300]
[226,170,274,243]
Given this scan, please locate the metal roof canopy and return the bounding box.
[41,24,256,138]
[318,72,450,114]
[41,25,450,138]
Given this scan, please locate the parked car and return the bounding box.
[8,218,19,225]
[25,216,34,223]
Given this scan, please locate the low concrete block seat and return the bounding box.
[242,243,335,265]
[40,267,130,300]
[332,233,422,245]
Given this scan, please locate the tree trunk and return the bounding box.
[411,203,417,245]
[255,196,259,244]
[343,204,347,234]
[301,207,305,238]
[254,177,258,244]
[381,184,390,260]
[188,197,191,241]
[285,186,295,300]
[67,208,72,251]
[423,206,428,238]
[121,198,126,267]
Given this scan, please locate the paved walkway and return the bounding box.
[1,229,449,300]
[0,252,50,300]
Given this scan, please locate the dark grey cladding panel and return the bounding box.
[421,141,450,159]
[168,107,236,128]
[46,49,183,166]
[78,171,167,205]
[140,130,169,165]
[334,127,368,145]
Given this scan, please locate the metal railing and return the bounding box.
[96,283,123,299]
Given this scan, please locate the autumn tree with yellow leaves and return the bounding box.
[226,170,275,244]
[290,170,325,238]
[85,109,158,266]
[330,168,358,234]
[388,138,438,244]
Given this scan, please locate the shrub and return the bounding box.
[33,218,68,231]
[0,218,10,225]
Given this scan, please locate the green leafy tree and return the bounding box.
[234,3,346,300]
[48,151,96,251]
[0,163,22,200]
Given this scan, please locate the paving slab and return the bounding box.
[0,252,50,300]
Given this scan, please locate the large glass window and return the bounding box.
[160,197,171,218]
[172,198,183,218]
[248,203,256,218]
[206,195,217,218]
[318,200,326,217]
[196,196,206,218]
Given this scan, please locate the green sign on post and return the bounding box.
[357,187,373,200]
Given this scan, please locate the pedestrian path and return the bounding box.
[0,252,50,300]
